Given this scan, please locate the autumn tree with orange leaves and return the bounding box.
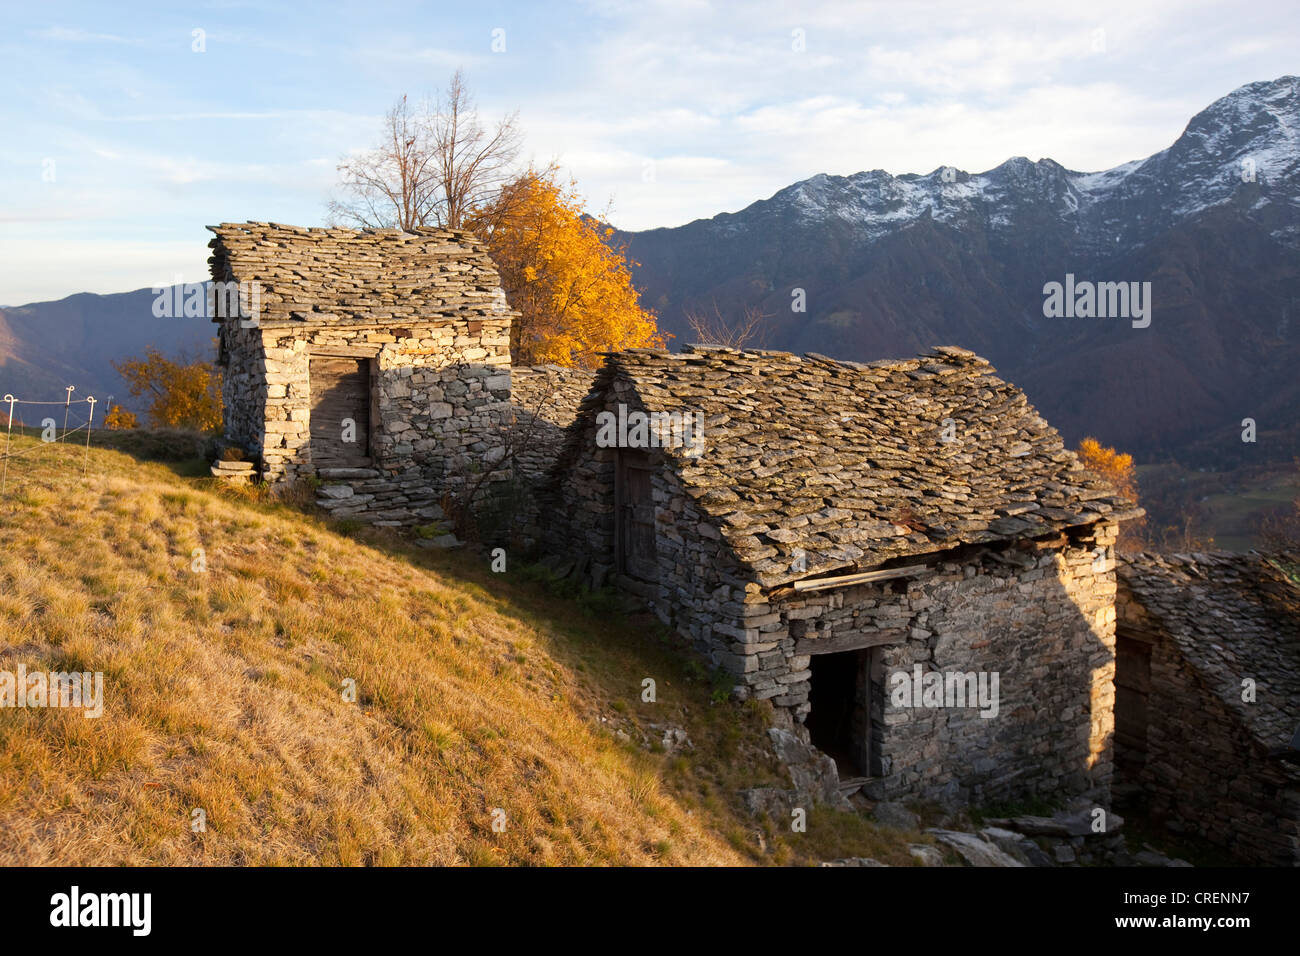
[468,170,666,368]
[114,347,222,432]
[1076,436,1147,551]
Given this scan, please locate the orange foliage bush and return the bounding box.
[103,404,138,429]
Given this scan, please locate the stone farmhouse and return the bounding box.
[541,345,1144,807]
[204,224,1300,841]
[1117,552,1300,865]
[207,222,517,525]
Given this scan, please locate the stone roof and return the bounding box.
[206,221,511,327]
[558,344,1142,586]
[1118,551,1300,754]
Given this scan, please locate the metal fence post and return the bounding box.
[62,385,75,441]
[83,396,96,477]
[2,394,14,494]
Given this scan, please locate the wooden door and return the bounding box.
[1114,634,1152,773]
[309,356,371,466]
[616,452,657,581]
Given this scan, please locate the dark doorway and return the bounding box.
[807,649,871,777]
[1114,632,1153,776]
[309,355,373,467]
[615,450,657,582]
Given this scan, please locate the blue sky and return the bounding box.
[1,0,1297,305]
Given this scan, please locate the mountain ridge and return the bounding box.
[615,74,1300,465]
[0,288,213,416]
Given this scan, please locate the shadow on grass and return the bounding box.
[49,428,928,865]
[0,425,213,478]
[86,428,213,476]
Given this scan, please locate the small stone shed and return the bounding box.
[1116,552,1300,865]
[543,344,1142,806]
[208,222,517,524]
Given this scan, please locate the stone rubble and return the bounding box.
[927,829,1026,867]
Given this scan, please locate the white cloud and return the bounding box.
[0,238,206,306]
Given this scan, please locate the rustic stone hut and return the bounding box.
[1116,551,1300,865]
[207,222,517,524]
[542,344,1143,807]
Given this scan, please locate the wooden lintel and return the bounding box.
[791,563,933,593]
[1022,533,1068,551]
[308,346,382,359]
[795,628,909,656]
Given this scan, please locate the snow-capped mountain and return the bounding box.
[716,75,1299,252]
[617,75,1300,465]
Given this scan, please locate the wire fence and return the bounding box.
[1,388,100,493]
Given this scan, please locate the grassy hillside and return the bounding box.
[0,431,922,866]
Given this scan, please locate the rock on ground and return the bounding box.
[927,829,1026,867]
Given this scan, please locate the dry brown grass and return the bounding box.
[0,434,922,866]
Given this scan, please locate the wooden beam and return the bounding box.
[309,345,382,359]
[791,563,933,592]
[795,628,908,656]
[1021,533,1068,551]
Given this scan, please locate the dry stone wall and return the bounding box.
[1134,631,1300,865]
[506,365,596,546]
[510,365,597,488]
[780,525,1117,807]
[217,320,266,457]
[287,319,510,525]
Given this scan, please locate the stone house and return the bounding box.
[542,344,1143,807]
[207,222,517,525]
[1116,551,1300,865]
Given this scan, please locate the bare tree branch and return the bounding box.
[683,302,772,349]
[328,70,524,231]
